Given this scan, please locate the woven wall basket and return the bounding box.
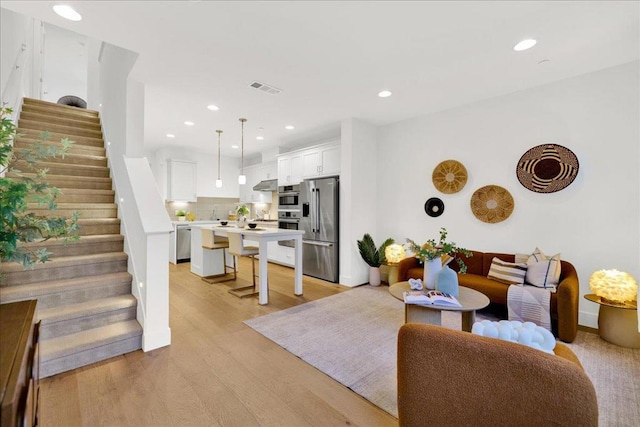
[470,185,514,223]
[516,144,579,193]
[432,160,468,194]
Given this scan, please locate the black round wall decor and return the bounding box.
[516,144,579,193]
[424,197,445,217]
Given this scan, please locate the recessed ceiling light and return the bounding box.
[184,121,194,126]
[378,90,392,98]
[256,136,264,140]
[285,125,294,130]
[231,145,239,149]
[514,39,537,51]
[207,105,219,111]
[53,5,82,21]
[166,133,175,138]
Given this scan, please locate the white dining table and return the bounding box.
[203,225,305,305]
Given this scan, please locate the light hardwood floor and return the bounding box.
[39,259,398,426]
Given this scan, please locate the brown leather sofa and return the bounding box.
[397,323,598,427]
[397,250,579,342]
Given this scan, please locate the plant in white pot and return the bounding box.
[236,204,250,228]
[357,233,394,286]
[406,227,471,290]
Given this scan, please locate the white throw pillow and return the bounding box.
[487,257,527,285]
[525,247,561,292]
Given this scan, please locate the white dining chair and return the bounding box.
[227,231,261,298]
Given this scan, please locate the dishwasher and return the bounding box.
[176,225,191,263]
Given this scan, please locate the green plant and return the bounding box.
[236,204,249,217]
[176,210,186,216]
[357,233,394,268]
[0,107,79,267]
[406,227,472,273]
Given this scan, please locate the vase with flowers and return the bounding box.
[406,228,472,290]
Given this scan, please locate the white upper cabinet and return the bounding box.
[279,142,340,184]
[277,153,302,185]
[301,143,341,178]
[240,163,275,203]
[167,159,197,201]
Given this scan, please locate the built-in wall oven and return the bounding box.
[278,184,301,247]
[278,184,301,207]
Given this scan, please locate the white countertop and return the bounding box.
[199,224,302,236]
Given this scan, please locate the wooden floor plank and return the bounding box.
[39,259,398,426]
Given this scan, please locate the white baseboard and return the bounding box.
[579,310,598,329]
[142,327,172,351]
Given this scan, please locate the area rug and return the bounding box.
[244,286,640,425]
[244,285,468,417]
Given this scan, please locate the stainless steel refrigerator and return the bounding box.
[300,176,339,282]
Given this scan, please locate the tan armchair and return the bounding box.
[397,323,598,427]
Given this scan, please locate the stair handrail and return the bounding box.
[1,41,29,122]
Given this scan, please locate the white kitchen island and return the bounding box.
[197,225,304,305]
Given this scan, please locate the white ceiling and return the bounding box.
[2,1,638,160]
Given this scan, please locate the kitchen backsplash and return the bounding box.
[165,196,278,221]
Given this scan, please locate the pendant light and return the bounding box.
[215,130,223,188]
[238,118,247,185]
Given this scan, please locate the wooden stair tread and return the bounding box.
[0,272,132,300]
[38,295,137,324]
[19,234,123,248]
[39,320,142,361]
[0,252,128,274]
[23,97,99,116]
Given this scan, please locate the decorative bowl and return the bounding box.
[248,223,257,229]
[220,221,228,226]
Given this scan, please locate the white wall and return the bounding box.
[0,8,29,95]
[42,23,87,103]
[376,61,640,328]
[340,118,379,286]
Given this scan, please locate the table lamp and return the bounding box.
[384,244,406,285]
[589,269,638,305]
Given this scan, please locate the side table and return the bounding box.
[584,294,640,348]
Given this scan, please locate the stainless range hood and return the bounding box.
[252,179,278,191]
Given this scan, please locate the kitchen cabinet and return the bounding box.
[167,159,197,201]
[277,153,302,185]
[240,163,275,203]
[278,142,340,185]
[301,143,340,178]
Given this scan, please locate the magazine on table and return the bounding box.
[403,290,462,307]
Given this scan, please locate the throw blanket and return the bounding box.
[507,285,551,331]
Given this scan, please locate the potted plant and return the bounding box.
[357,233,394,286]
[0,107,79,268]
[406,227,471,290]
[176,210,187,221]
[236,204,250,227]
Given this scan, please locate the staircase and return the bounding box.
[0,98,142,378]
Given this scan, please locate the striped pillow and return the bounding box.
[487,257,528,285]
[525,248,561,292]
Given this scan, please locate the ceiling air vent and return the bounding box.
[249,81,282,95]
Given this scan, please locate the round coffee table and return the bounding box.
[389,281,490,332]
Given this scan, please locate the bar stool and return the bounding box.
[227,231,261,298]
[201,229,235,284]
